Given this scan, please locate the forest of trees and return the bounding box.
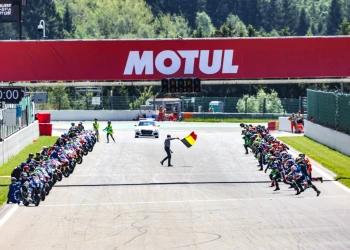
[0,0,349,98]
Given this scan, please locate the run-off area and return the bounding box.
[0,122,350,250]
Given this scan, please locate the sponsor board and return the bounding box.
[0,37,350,81]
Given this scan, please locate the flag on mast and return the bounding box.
[181,132,197,148]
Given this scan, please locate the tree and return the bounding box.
[156,14,191,38]
[278,27,294,36]
[306,28,313,36]
[297,8,310,36]
[236,89,283,113]
[131,86,154,110]
[337,18,350,35]
[0,23,18,40]
[63,4,76,38]
[281,0,298,32]
[22,0,64,39]
[225,14,248,37]
[327,0,344,35]
[247,24,260,37]
[193,26,204,37]
[194,12,215,37]
[47,86,71,110]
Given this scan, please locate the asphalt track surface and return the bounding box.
[1,121,350,250]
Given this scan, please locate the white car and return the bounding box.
[134,119,160,138]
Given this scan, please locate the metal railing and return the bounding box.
[36,95,306,114]
[0,97,35,141]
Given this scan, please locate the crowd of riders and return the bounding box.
[241,123,322,196]
[7,122,97,206]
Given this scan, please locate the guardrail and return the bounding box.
[0,97,35,141]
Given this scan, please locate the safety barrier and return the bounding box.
[0,121,40,166]
[307,89,350,135]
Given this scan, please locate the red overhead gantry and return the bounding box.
[1,37,350,82]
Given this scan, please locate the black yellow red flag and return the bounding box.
[181,132,197,148]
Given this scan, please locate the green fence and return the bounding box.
[307,89,350,134]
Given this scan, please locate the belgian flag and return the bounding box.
[181,132,197,148]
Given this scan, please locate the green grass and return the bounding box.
[0,178,10,205]
[0,136,58,205]
[0,136,59,177]
[278,136,350,188]
[183,118,277,123]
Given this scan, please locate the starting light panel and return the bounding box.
[161,78,200,93]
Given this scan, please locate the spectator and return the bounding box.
[208,106,214,113]
[288,113,297,133]
[296,111,304,126]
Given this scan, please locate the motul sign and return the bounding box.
[0,37,350,81]
[124,50,239,75]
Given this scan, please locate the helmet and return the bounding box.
[21,162,27,167]
[299,153,305,158]
[23,166,30,171]
[42,146,48,150]
[71,123,75,126]
[295,157,303,163]
[240,123,245,128]
[36,152,41,155]
[108,120,111,123]
[29,153,34,158]
[11,177,17,181]
[79,122,83,125]
[21,172,28,177]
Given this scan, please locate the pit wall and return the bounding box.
[304,120,350,157]
[0,121,40,166]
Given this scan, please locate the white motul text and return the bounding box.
[123,50,239,75]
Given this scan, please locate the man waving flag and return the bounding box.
[181,132,197,148]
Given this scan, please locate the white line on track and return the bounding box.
[0,205,18,228]
[41,195,349,207]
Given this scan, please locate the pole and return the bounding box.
[341,82,344,94]
[19,4,22,40]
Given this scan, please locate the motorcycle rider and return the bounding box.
[7,177,20,204]
[26,153,34,164]
[34,152,42,162]
[19,172,32,202]
[50,146,60,160]
[41,146,49,157]
[77,122,85,132]
[55,136,67,147]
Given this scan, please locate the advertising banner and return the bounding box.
[0,0,20,22]
[0,37,350,81]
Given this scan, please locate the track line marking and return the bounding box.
[41,195,349,207]
[0,205,18,228]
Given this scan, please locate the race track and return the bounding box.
[0,121,350,250]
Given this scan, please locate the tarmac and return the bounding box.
[0,121,350,250]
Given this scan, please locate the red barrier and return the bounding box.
[1,37,350,81]
[37,113,51,123]
[268,121,277,131]
[39,123,52,136]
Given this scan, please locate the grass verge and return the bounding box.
[0,178,10,205]
[0,136,59,205]
[183,118,277,123]
[278,136,350,188]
